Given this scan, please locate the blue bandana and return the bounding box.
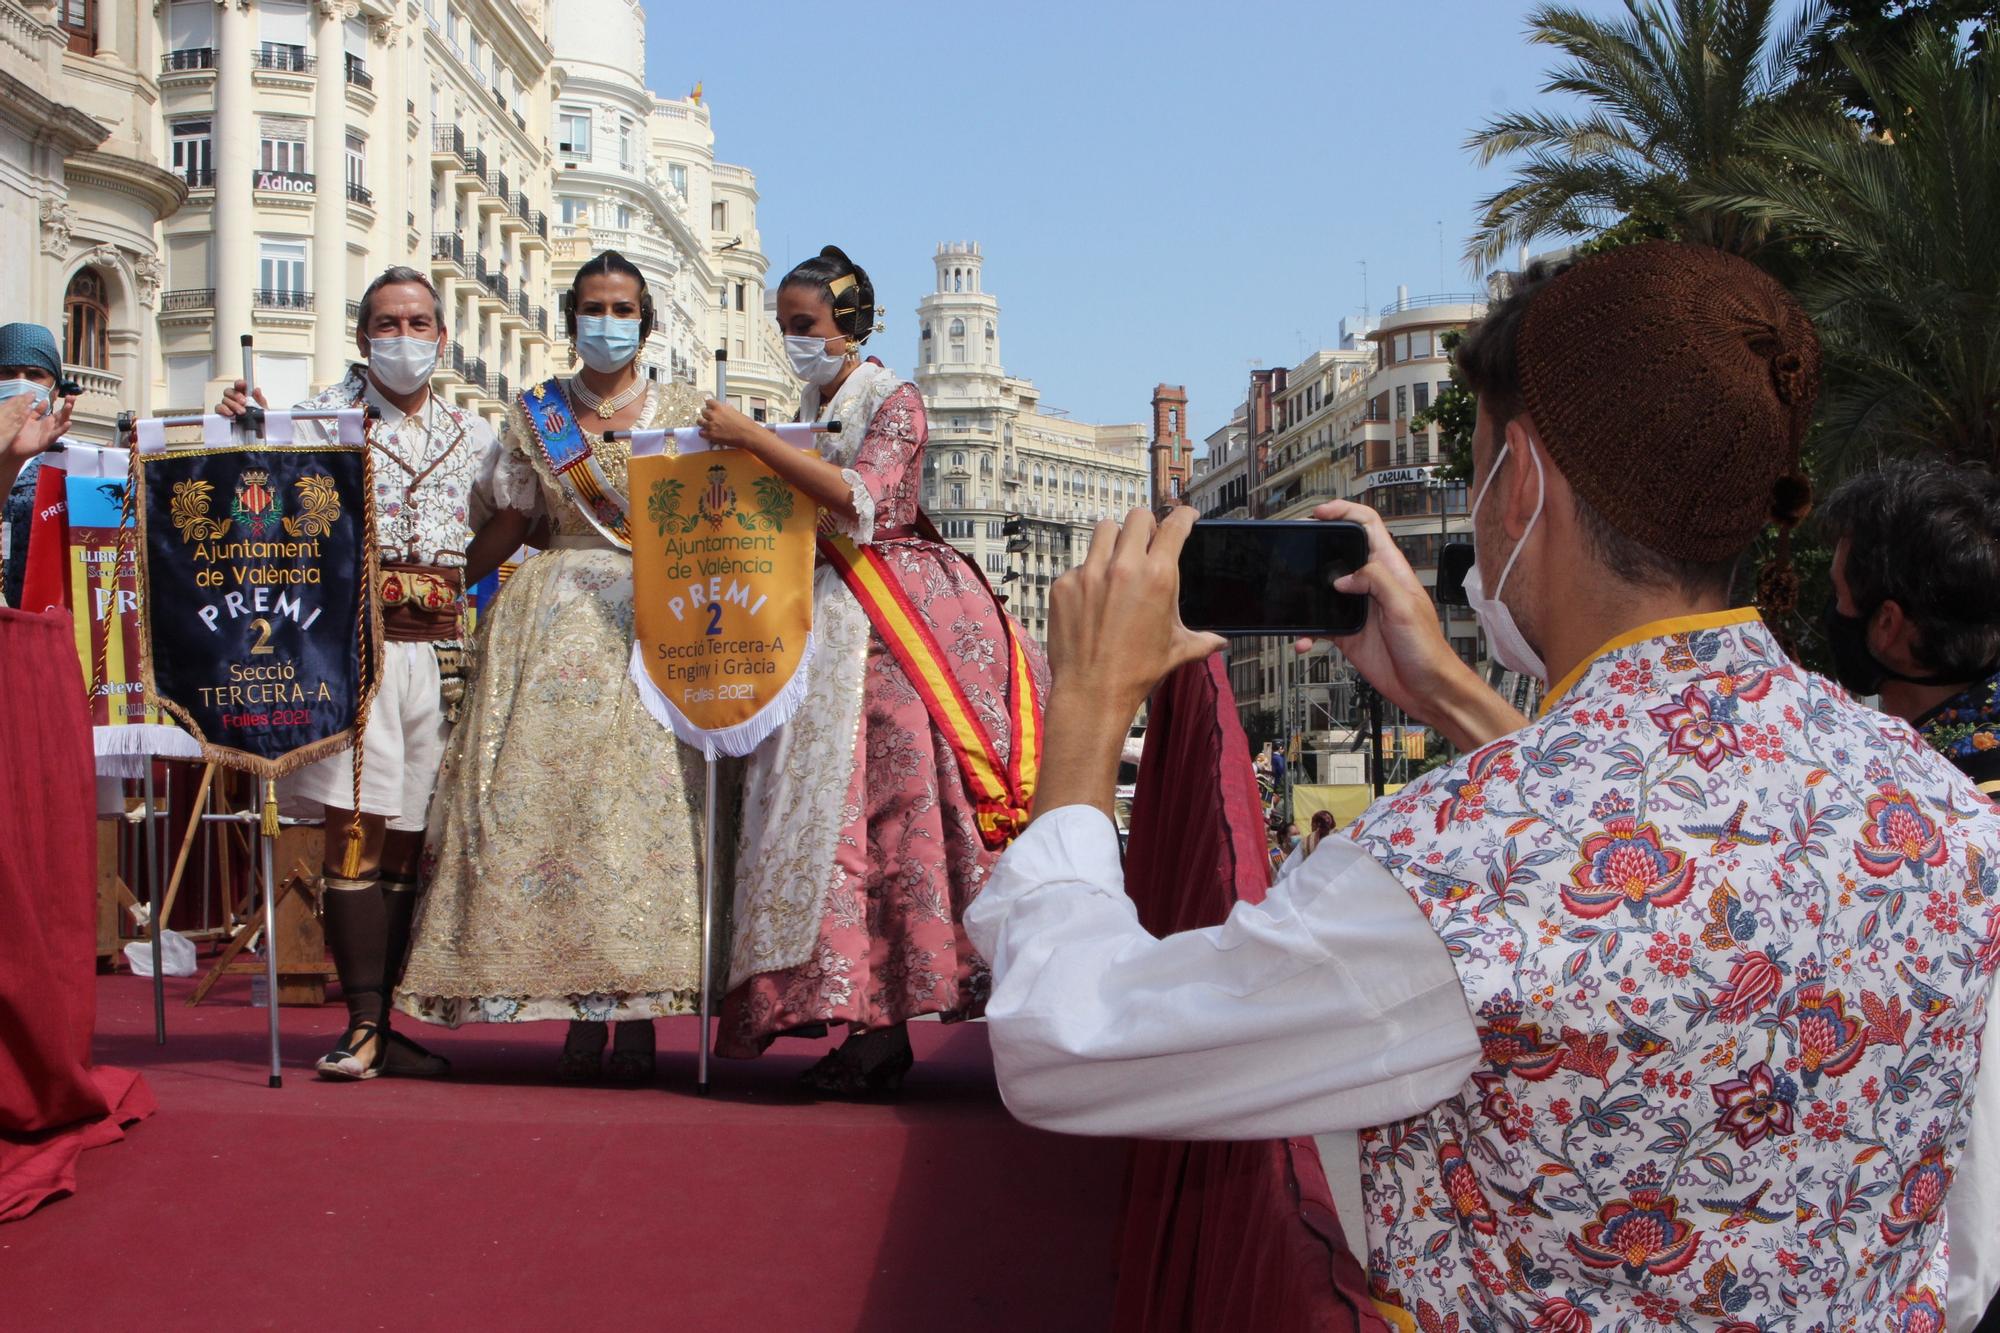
[0,323,61,381]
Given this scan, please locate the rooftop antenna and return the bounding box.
[1358,260,1369,318]
[1437,221,1445,289]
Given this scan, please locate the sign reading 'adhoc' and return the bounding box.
[628,444,815,759]
[133,443,379,778]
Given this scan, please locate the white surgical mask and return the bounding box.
[1463,439,1547,683]
[367,336,440,395]
[575,316,642,373]
[0,378,51,410]
[785,335,847,387]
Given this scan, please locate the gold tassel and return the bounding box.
[337,822,364,878]
[261,780,281,838]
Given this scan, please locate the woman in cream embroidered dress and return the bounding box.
[699,247,1045,1094]
[396,253,706,1082]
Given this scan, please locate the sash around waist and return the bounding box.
[379,563,463,643]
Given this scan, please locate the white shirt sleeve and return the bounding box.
[964,804,1482,1142]
[1950,980,2000,1332]
[469,423,541,529]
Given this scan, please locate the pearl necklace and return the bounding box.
[568,373,645,420]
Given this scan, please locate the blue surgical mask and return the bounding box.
[0,378,51,410]
[575,316,643,373]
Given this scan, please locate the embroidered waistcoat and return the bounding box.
[295,367,479,567]
[1345,612,2000,1329]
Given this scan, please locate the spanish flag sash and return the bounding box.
[519,379,631,548]
[817,528,1040,850]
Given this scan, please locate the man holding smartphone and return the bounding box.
[966,243,2000,1328]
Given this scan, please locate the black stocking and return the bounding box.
[321,874,386,1026]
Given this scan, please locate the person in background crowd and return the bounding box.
[1302,809,1336,856]
[1819,458,2000,1326]
[394,251,708,1084]
[0,323,78,606]
[704,245,1046,1095]
[218,266,493,1082]
[966,243,2000,1327]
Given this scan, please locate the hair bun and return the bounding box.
[1770,470,1813,528]
[818,244,855,272]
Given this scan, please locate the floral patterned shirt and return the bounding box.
[1917,672,2000,799]
[1345,609,2000,1329]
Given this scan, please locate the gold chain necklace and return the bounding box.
[568,373,645,420]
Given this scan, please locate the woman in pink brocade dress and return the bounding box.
[693,246,1045,1095]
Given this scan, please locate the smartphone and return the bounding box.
[1178,520,1369,637]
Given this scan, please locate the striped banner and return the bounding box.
[818,533,1039,849]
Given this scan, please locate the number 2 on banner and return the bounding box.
[705,601,721,636]
[249,617,275,655]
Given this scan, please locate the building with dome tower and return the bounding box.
[912,241,1148,642]
[548,0,791,418]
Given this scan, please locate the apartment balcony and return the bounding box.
[160,47,215,82]
[251,46,313,73]
[467,147,489,189]
[430,233,466,273]
[343,53,372,90]
[431,124,468,169]
[251,290,314,328]
[250,45,314,90]
[463,358,489,396]
[494,373,511,404]
[62,363,122,404]
[177,167,215,192]
[431,341,467,383]
[254,288,314,310]
[345,180,373,209]
[478,269,511,305]
[161,288,215,315]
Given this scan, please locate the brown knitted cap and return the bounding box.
[1516,242,1821,563]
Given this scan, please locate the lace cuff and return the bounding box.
[483,444,546,521]
[827,466,877,545]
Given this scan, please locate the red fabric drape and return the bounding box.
[1113,656,1387,1333]
[0,606,153,1223]
[17,461,69,615]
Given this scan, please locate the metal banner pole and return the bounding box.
[696,348,728,1095]
[141,761,165,1042]
[260,779,282,1088]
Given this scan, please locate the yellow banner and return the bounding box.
[627,446,816,758]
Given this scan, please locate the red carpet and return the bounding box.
[0,975,1123,1331]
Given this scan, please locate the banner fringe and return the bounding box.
[627,630,818,760]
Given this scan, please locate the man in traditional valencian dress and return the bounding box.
[220,266,495,1081]
[967,243,2000,1326]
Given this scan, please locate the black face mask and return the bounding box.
[1821,600,1943,695]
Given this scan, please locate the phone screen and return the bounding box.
[1178,520,1369,637]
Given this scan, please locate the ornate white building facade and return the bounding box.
[4,0,187,442]
[151,0,560,422]
[913,242,1147,642]
[543,0,790,417]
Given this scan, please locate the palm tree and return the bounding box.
[1465,0,1822,269]
[1700,30,2000,474]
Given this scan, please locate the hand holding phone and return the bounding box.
[1177,520,1370,637]
[1298,499,1527,753]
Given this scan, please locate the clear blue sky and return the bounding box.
[640,0,1629,442]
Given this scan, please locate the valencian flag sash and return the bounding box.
[520,379,633,549]
[59,444,200,775]
[626,429,818,758]
[817,527,1040,850]
[130,437,379,797]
